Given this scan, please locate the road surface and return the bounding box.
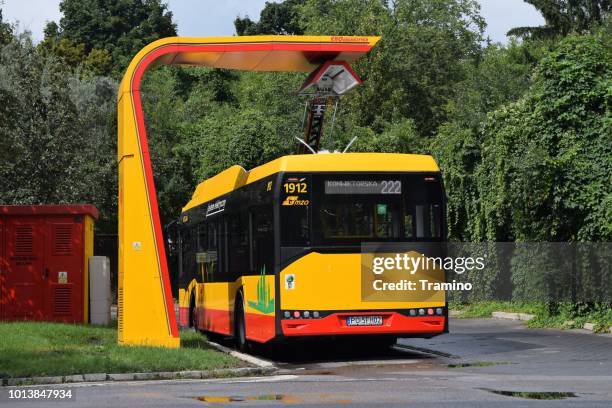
[3,318,612,407]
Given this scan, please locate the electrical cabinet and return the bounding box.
[0,205,98,323]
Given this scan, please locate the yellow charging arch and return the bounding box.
[117,35,381,348]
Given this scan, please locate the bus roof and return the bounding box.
[182,153,440,212]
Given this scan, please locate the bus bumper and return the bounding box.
[280,311,445,336]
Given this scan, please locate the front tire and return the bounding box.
[234,292,249,352]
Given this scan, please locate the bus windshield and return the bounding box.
[317,197,401,241]
[280,174,444,247]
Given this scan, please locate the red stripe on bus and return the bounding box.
[244,313,276,343]
[197,307,233,335]
[196,306,275,343]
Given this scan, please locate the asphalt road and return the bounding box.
[3,318,612,407]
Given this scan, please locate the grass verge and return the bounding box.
[0,322,244,379]
[451,301,612,333]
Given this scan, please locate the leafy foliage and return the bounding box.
[298,0,486,137]
[48,0,176,75]
[508,0,611,39]
[475,34,611,242]
[0,7,11,46]
[0,33,118,229]
[235,0,305,35]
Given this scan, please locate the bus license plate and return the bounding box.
[346,316,383,326]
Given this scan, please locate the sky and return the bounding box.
[2,0,544,44]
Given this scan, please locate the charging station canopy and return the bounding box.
[117,36,380,348]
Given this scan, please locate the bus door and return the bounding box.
[403,175,443,241]
[199,221,218,283]
[250,207,274,275]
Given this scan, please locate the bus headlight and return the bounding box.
[435,308,444,315]
[284,311,291,318]
[418,308,425,316]
[313,311,320,318]
[293,311,301,318]
[303,311,310,318]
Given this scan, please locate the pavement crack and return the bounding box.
[393,344,460,359]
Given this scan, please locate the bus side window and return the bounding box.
[228,214,249,280]
[198,223,207,251]
[197,222,208,281]
[251,207,274,275]
[220,218,228,280]
[206,221,218,280]
[280,204,310,246]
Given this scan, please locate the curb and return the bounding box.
[491,311,535,321]
[204,340,276,369]
[1,367,276,387]
[578,322,611,333]
[495,312,611,334]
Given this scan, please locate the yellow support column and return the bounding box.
[117,59,179,347]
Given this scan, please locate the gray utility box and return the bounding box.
[89,256,111,325]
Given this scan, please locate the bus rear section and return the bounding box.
[277,172,447,341]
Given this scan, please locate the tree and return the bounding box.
[0,6,12,46]
[432,41,538,240]
[47,0,176,75]
[508,0,611,40]
[475,34,611,242]
[0,30,119,229]
[298,0,486,137]
[235,0,305,35]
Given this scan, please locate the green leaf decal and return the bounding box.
[247,265,275,314]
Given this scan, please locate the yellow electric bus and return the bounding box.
[175,152,447,349]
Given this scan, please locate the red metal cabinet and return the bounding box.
[4,217,46,320]
[45,218,84,320]
[0,205,98,323]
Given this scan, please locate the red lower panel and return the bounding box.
[197,307,232,336]
[244,313,276,343]
[196,308,276,343]
[281,312,444,336]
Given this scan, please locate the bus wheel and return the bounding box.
[234,293,249,352]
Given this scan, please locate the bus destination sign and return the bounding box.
[325,180,401,195]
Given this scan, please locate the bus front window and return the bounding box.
[280,174,444,247]
[310,175,443,245]
[319,200,398,240]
